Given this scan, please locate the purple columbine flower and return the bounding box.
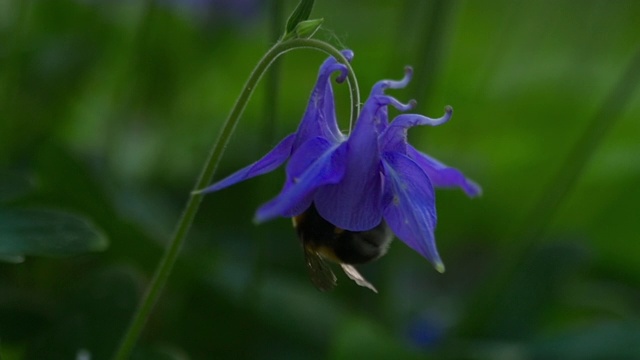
[202,51,480,273]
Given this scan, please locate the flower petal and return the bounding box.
[407,145,482,197]
[199,50,354,196]
[314,110,383,231]
[312,69,419,231]
[381,151,444,271]
[370,66,414,95]
[286,136,335,181]
[294,50,353,148]
[199,133,296,193]
[314,164,384,231]
[255,138,347,222]
[378,107,453,153]
[280,135,340,215]
[357,67,417,132]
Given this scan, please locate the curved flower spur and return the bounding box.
[199,51,481,292]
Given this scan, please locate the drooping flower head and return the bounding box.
[201,50,480,274]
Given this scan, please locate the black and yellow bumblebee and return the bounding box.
[292,204,393,293]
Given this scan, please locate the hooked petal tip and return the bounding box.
[371,66,415,95]
[444,105,453,115]
[341,49,354,62]
[392,98,416,112]
[422,105,454,126]
[404,66,413,78]
[335,67,348,84]
[388,66,413,89]
[377,95,416,112]
[440,106,454,124]
[333,50,354,84]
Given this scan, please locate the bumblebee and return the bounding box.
[292,204,393,293]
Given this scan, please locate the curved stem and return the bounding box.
[112,38,359,360]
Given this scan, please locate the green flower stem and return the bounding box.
[112,38,359,360]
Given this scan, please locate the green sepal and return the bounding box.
[284,0,315,35]
[294,18,324,39]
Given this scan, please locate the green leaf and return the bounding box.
[284,0,315,35]
[0,208,108,257]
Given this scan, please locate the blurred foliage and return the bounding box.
[1,0,640,359]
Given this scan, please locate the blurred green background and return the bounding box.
[1,0,640,359]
